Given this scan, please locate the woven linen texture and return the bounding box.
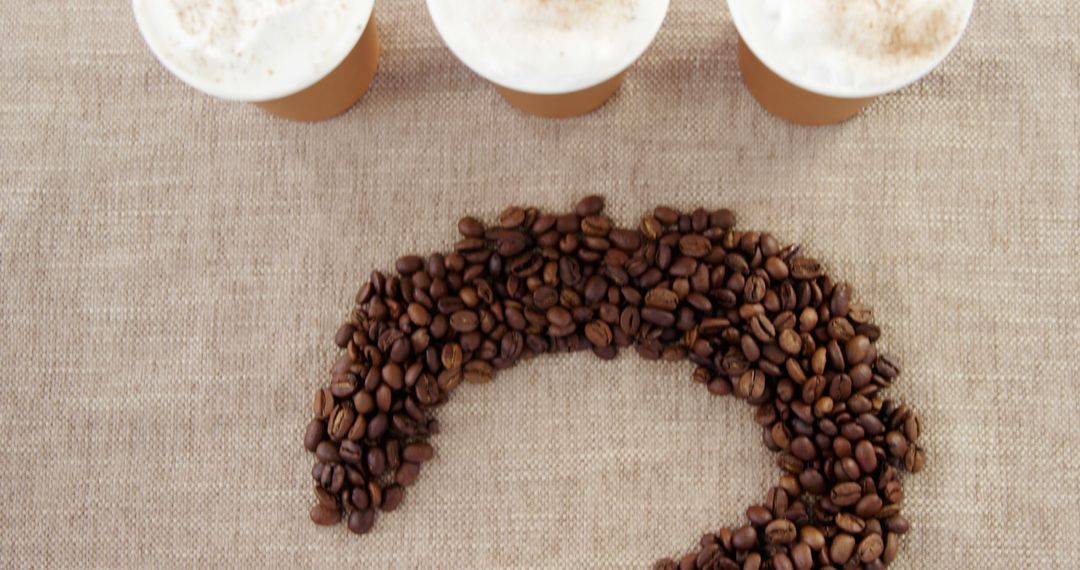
[1,0,1078,568]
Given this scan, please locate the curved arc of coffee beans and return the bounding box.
[305,196,926,569]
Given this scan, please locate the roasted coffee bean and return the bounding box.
[329,405,356,441]
[315,441,341,464]
[858,534,884,562]
[402,441,434,463]
[678,234,711,258]
[381,484,405,512]
[304,420,326,452]
[831,482,862,507]
[904,445,927,473]
[348,508,376,535]
[310,504,341,526]
[830,534,856,565]
[312,387,334,420]
[366,413,388,440]
[458,217,484,237]
[732,525,758,550]
[396,462,421,487]
[366,447,386,477]
[746,505,773,527]
[790,258,823,279]
[584,320,613,347]
[765,519,797,544]
[641,307,675,327]
[339,440,363,465]
[464,360,494,384]
[395,255,424,275]
[310,203,921,566]
[449,310,479,333]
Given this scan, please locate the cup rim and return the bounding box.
[425,0,670,96]
[131,0,374,102]
[726,0,976,99]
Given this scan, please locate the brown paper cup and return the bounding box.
[493,72,626,119]
[737,38,872,126]
[257,12,381,122]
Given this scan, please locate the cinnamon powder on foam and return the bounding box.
[828,0,963,63]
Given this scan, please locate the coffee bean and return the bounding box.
[500,206,526,228]
[407,303,431,327]
[771,553,794,570]
[328,406,356,441]
[790,543,813,570]
[746,505,773,527]
[609,228,641,252]
[310,504,341,526]
[800,526,825,551]
[830,534,856,564]
[669,256,698,276]
[678,234,711,258]
[581,215,612,237]
[855,439,879,473]
[732,525,757,550]
[340,440,363,465]
[395,255,423,275]
[765,519,797,544]
[396,462,420,487]
[366,413,388,440]
[314,203,921,562]
[778,328,802,355]
[449,310,479,333]
[304,420,326,452]
[572,195,604,217]
[835,512,865,534]
[402,441,434,464]
[858,533,884,562]
[641,307,675,327]
[789,258,823,280]
[831,482,862,507]
[312,387,334,420]
[904,445,927,473]
[347,508,375,535]
[316,441,342,466]
[458,217,484,238]
[584,320,613,348]
[735,370,766,401]
[749,314,776,342]
[653,206,678,225]
[856,494,884,518]
[845,334,872,364]
[645,287,679,311]
[464,360,494,384]
[381,484,405,512]
[904,413,922,442]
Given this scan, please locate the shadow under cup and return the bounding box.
[256,12,381,122]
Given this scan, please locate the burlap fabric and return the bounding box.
[1,1,1077,568]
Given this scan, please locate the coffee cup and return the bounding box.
[426,0,669,118]
[133,0,380,122]
[727,0,975,125]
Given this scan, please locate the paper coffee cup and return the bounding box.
[133,0,380,122]
[727,0,975,126]
[426,0,669,118]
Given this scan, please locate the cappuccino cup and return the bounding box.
[728,0,975,125]
[133,0,380,121]
[426,0,670,118]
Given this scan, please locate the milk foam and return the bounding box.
[731,0,973,94]
[133,0,374,101]
[427,0,669,94]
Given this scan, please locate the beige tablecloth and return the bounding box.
[2,1,1078,568]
